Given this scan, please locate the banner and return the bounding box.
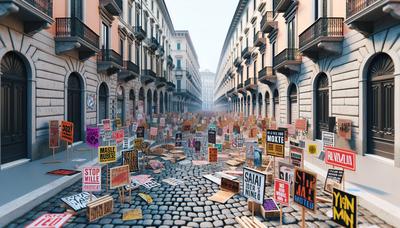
[208,129,216,144]
[49,120,59,148]
[243,167,266,204]
[266,130,285,158]
[294,168,317,212]
[60,120,74,143]
[86,127,100,148]
[332,188,357,228]
[112,129,124,144]
[325,146,356,171]
[123,150,139,172]
[102,119,111,131]
[208,147,218,162]
[82,167,101,192]
[26,213,72,228]
[324,169,344,193]
[110,165,130,189]
[274,178,290,206]
[98,146,117,164]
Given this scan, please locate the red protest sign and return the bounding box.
[26,213,72,228]
[60,121,74,143]
[274,178,290,206]
[82,166,101,192]
[325,146,356,171]
[49,120,59,148]
[208,147,218,162]
[112,129,124,144]
[150,127,158,136]
[110,165,130,189]
[295,118,307,131]
[102,119,111,131]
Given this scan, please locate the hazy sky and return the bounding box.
[165,0,239,73]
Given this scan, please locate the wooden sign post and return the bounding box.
[110,165,130,203]
[47,120,61,163]
[98,146,117,192]
[274,178,290,227]
[266,129,285,180]
[293,168,317,228]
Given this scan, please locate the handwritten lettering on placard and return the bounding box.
[98,146,117,164]
[294,168,317,212]
[266,130,285,158]
[332,188,357,228]
[86,195,114,222]
[61,121,74,143]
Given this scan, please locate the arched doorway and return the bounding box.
[139,87,145,114]
[116,86,125,124]
[160,92,164,114]
[288,84,298,124]
[265,91,270,118]
[153,90,158,114]
[367,53,395,159]
[165,93,168,112]
[247,95,250,116]
[1,52,28,163]
[258,93,263,117]
[68,73,82,142]
[147,89,152,116]
[129,89,135,120]
[98,83,109,122]
[315,73,329,139]
[273,89,279,122]
[252,93,256,115]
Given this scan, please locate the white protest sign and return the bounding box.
[322,131,335,149]
[82,166,101,192]
[243,167,266,204]
[61,192,97,211]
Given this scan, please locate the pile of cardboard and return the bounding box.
[86,195,113,222]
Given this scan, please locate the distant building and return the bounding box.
[200,71,215,111]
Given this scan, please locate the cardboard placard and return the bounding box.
[221,177,240,193]
[112,129,124,144]
[294,168,317,212]
[136,126,145,138]
[109,165,130,189]
[102,119,111,131]
[86,195,114,222]
[134,138,143,150]
[278,162,295,193]
[290,146,303,167]
[274,179,290,206]
[322,131,335,149]
[123,150,139,172]
[332,188,357,228]
[122,209,143,221]
[243,167,266,204]
[208,129,216,144]
[150,127,158,137]
[98,146,117,164]
[208,147,218,162]
[82,167,101,192]
[61,192,96,211]
[324,169,344,193]
[49,120,59,148]
[266,130,285,158]
[295,118,307,131]
[338,119,352,140]
[86,127,100,148]
[60,120,74,143]
[26,213,72,228]
[115,118,122,128]
[325,146,356,171]
[308,143,318,155]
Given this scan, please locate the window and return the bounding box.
[128,4,132,25]
[101,22,109,49]
[177,59,181,69]
[287,19,296,48]
[177,79,181,90]
[136,12,140,27]
[135,43,140,64]
[246,66,249,80]
[177,42,181,50]
[119,38,124,58]
[128,42,132,61]
[254,60,257,79]
[262,53,265,67]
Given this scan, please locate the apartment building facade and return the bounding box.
[214,0,400,170]
[201,70,215,111]
[0,0,179,165]
[171,30,202,112]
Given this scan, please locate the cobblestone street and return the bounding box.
[7,136,393,228]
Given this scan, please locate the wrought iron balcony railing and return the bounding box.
[98,49,123,66]
[253,31,265,47]
[26,0,53,16]
[299,17,344,49]
[133,26,146,41]
[56,17,100,49]
[346,0,379,18]
[124,60,139,74]
[261,11,277,33]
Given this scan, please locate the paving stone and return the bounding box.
[200,221,214,228]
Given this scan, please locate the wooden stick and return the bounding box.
[343,169,346,191]
[106,164,109,193]
[52,148,55,160]
[273,156,276,181]
[252,216,265,228]
[252,201,255,221]
[301,207,305,228]
[280,206,283,227]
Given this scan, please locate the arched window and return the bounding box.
[99,83,109,122]
[288,84,298,124]
[367,53,395,159]
[315,73,329,139]
[129,89,135,119]
[258,93,263,117]
[153,90,158,114]
[265,91,270,118]
[139,87,145,114]
[273,89,279,122]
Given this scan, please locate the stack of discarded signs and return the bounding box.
[208,177,240,203]
[86,195,114,222]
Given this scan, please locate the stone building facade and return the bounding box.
[201,70,215,111]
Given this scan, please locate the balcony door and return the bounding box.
[70,0,83,20]
[288,84,298,124]
[265,91,270,118]
[130,90,136,119]
[67,73,82,142]
[273,90,279,122]
[316,73,329,139]
[117,86,125,124]
[258,93,262,117]
[99,82,109,122]
[367,53,395,159]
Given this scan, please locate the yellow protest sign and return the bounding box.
[138,193,153,204]
[308,144,317,155]
[98,146,117,164]
[122,209,143,221]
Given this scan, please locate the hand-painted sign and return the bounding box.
[274,178,290,206]
[61,192,96,211]
[86,127,100,148]
[136,126,145,138]
[308,143,318,155]
[60,120,74,143]
[295,118,307,131]
[87,195,113,222]
[332,188,357,228]
[112,129,124,144]
[221,177,240,193]
[338,119,352,140]
[325,146,356,171]
[278,162,295,192]
[290,146,303,167]
[49,120,59,148]
[150,127,158,137]
[82,167,101,192]
[102,119,111,131]
[110,165,130,189]
[266,130,285,158]
[134,138,143,150]
[324,169,344,193]
[115,118,122,128]
[175,132,182,147]
[208,129,216,144]
[26,213,72,228]
[243,167,266,204]
[123,150,139,172]
[208,147,218,162]
[322,131,335,149]
[98,146,117,164]
[294,168,317,212]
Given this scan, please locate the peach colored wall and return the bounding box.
[86,0,100,35]
[297,0,314,36]
[47,0,68,36]
[331,0,351,35]
[111,19,119,52]
[276,13,286,54]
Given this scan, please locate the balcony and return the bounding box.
[97,49,123,75]
[141,69,156,85]
[258,67,277,84]
[157,46,165,56]
[253,31,265,47]
[273,48,302,75]
[299,17,344,61]
[148,37,159,51]
[166,81,175,92]
[99,0,122,16]
[261,11,277,33]
[55,17,100,61]
[133,26,146,41]
[241,47,252,59]
[0,0,53,35]
[274,0,293,12]
[155,76,167,88]
[234,57,242,67]
[245,77,258,91]
[237,83,246,94]
[118,61,139,82]
[345,0,400,36]
[167,55,173,66]
[227,87,236,97]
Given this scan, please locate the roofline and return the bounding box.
[173,30,199,67]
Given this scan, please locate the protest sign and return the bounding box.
[60,120,74,143]
[112,129,124,144]
[338,119,352,140]
[290,146,303,167]
[49,120,59,148]
[308,143,318,155]
[123,150,139,172]
[216,143,222,153]
[160,118,166,127]
[87,195,113,222]
[208,129,216,144]
[61,192,96,211]
[175,132,182,147]
[294,168,317,212]
[110,165,130,189]
[332,188,357,228]
[98,146,117,164]
[325,146,356,171]
[274,179,290,206]
[324,169,344,193]
[150,127,158,137]
[82,167,101,192]
[136,126,145,138]
[195,140,201,152]
[115,118,122,128]
[278,162,294,192]
[134,138,143,150]
[266,130,285,158]
[102,119,111,130]
[243,167,266,204]
[295,118,307,131]
[254,147,262,168]
[26,213,72,228]
[128,137,135,149]
[86,127,100,148]
[122,209,143,221]
[208,147,218,162]
[322,131,335,149]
